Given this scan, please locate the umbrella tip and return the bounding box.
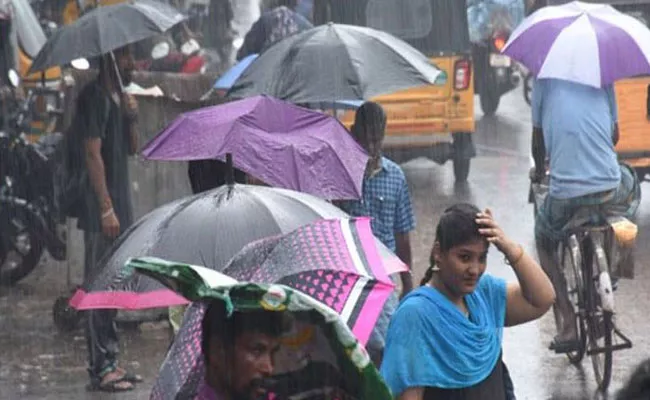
[225,153,235,186]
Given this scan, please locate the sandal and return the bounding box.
[119,369,143,383]
[87,376,135,393]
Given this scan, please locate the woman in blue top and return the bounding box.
[381,204,556,399]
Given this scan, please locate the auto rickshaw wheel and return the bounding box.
[453,158,471,182]
[452,133,474,182]
[53,295,82,332]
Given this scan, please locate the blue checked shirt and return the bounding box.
[340,157,416,252]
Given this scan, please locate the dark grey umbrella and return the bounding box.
[227,23,442,103]
[28,0,186,73]
[68,184,368,309]
[69,183,401,310]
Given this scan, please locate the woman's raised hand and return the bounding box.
[476,209,522,263]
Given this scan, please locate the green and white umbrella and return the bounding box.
[132,257,393,400]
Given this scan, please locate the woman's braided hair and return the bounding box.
[420,203,485,286]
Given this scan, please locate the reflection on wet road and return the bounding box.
[1,90,648,399]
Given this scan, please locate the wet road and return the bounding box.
[1,90,649,399]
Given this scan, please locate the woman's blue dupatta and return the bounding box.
[380,275,506,396]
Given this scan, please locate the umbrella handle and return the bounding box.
[109,52,126,94]
[225,153,235,186]
[109,51,129,118]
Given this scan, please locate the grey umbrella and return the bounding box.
[68,183,402,310]
[28,0,186,73]
[227,23,443,103]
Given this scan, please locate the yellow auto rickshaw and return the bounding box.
[60,0,123,25]
[3,0,63,141]
[591,0,650,181]
[313,0,476,182]
[9,0,61,86]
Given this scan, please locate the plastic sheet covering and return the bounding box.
[467,0,526,43]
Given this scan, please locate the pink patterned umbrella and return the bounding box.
[221,217,398,344]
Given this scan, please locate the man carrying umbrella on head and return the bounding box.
[75,46,141,392]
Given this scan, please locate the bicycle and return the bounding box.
[529,179,635,391]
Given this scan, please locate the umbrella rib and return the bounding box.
[331,26,365,100]
[323,140,365,199]
[271,30,316,100]
[362,30,435,84]
[295,134,364,199]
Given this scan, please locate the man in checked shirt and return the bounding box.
[338,101,415,368]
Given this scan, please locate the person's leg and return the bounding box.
[83,231,130,391]
[535,234,576,343]
[535,198,578,350]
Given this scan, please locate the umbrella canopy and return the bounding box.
[131,257,393,400]
[213,53,258,92]
[227,23,442,103]
[213,55,363,110]
[69,184,405,310]
[29,0,186,73]
[502,1,650,87]
[141,95,368,200]
[221,217,395,344]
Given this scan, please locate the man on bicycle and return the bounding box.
[531,78,641,353]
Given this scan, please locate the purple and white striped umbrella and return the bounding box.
[502,1,650,88]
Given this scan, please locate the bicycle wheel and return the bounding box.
[583,237,613,391]
[562,236,587,364]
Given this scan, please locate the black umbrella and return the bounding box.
[227,23,442,103]
[28,0,186,73]
[69,184,401,310]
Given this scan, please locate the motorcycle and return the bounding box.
[470,0,523,115]
[0,70,66,285]
[135,36,215,74]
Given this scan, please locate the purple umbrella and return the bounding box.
[502,1,650,87]
[142,95,368,200]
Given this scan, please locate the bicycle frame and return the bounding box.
[529,180,634,391]
[563,225,633,391]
